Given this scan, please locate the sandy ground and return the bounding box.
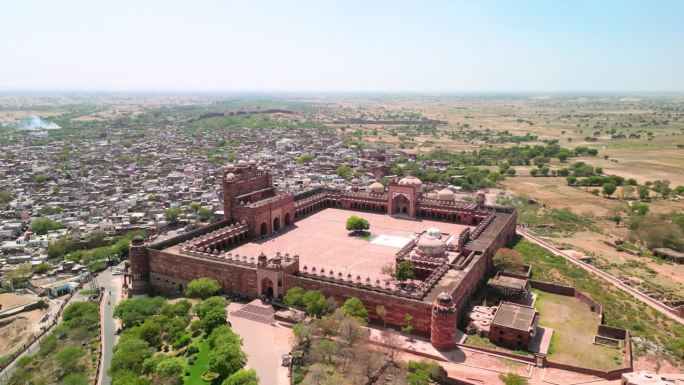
[226,302,291,385]
[501,176,621,217]
[0,293,40,309]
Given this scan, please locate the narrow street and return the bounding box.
[98,263,124,385]
[0,263,123,385]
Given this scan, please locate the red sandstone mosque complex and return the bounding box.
[128,160,517,349]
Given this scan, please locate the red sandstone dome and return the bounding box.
[416,227,446,257]
[437,188,455,201]
[369,181,384,193]
[398,174,422,187]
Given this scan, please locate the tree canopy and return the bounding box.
[185,277,221,299]
[340,297,369,323]
[345,215,370,233]
[30,216,62,235]
[395,260,415,282]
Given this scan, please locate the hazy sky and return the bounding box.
[1,0,682,92]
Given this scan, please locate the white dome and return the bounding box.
[225,164,236,171]
[351,177,361,184]
[248,159,257,165]
[237,160,248,167]
[225,173,236,181]
[426,227,441,237]
[416,230,446,257]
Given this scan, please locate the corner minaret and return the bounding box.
[430,291,457,349]
[129,236,150,296]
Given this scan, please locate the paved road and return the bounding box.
[518,227,684,325]
[98,263,124,385]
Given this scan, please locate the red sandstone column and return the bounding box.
[430,292,457,349]
[129,236,150,296]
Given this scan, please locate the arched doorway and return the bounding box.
[392,194,410,215]
[273,217,281,232]
[260,222,268,237]
[178,283,184,294]
[261,277,274,298]
[284,213,291,226]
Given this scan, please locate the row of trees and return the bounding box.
[8,301,101,385]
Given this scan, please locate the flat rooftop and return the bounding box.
[227,208,472,283]
[492,302,537,331]
[488,274,529,292]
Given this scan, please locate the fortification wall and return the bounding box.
[148,249,258,295]
[284,274,434,335]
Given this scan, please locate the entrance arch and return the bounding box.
[260,222,268,237]
[284,213,291,226]
[273,216,281,232]
[261,277,274,298]
[392,194,411,215]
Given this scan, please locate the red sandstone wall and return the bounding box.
[450,253,488,316]
[284,274,434,335]
[148,249,258,295]
[489,324,532,349]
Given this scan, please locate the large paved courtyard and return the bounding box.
[230,208,472,282]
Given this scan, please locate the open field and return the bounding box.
[501,176,621,217]
[512,237,684,365]
[533,289,624,371]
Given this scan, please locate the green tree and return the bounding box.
[336,165,352,180]
[302,290,327,317]
[602,182,617,198]
[35,174,48,184]
[529,168,538,177]
[222,369,259,385]
[208,343,247,380]
[30,217,62,235]
[296,154,314,164]
[185,277,221,299]
[110,337,154,375]
[198,207,214,221]
[345,215,370,233]
[195,296,228,318]
[164,207,181,223]
[638,185,650,200]
[395,260,415,282]
[154,356,184,384]
[200,307,228,333]
[340,297,369,323]
[55,346,85,375]
[59,373,89,385]
[0,190,12,203]
[114,297,166,327]
[33,262,51,274]
[402,314,414,335]
[284,287,305,308]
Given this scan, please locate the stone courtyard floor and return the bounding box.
[230,208,473,282]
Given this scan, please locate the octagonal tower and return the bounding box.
[430,291,457,349]
[129,236,150,296]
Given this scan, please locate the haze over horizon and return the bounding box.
[1,0,683,93]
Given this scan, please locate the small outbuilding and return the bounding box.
[489,301,538,349]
